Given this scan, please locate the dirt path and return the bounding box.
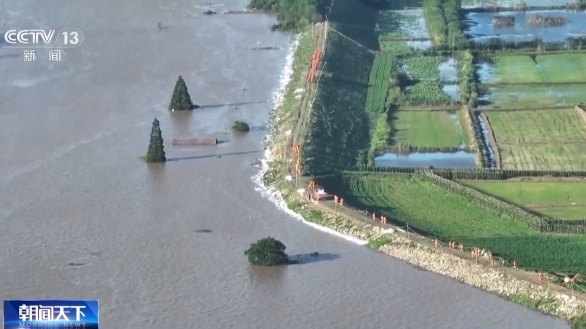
[287,23,328,175]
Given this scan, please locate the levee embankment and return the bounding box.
[264,20,586,328]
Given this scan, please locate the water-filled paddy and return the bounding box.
[374,151,477,168]
[478,54,586,84]
[478,84,585,108]
[378,9,432,52]
[465,10,586,43]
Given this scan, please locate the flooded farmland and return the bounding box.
[464,10,586,43]
[374,151,478,168]
[378,9,433,51]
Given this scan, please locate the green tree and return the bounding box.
[146,118,166,163]
[232,120,250,132]
[244,237,289,266]
[169,76,194,111]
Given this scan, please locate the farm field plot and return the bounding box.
[463,235,586,273]
[378,9,432,53]
[403,81,456,106]
[318,173,535,239]
[536,54,586,83]
[463,181,586,218]
[482,56,544,84]
[497,144,586,170]
[366,53,395,116]
[464,10,586,43]
[400,56,458,81]
[485,110,586,170]
[390,111,467,148]
[479,85,585,108]
[485,110,586,144]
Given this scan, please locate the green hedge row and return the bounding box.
[349,167,586,179]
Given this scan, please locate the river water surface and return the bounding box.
[0,0,571,328]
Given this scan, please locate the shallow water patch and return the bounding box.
[478,84,584,108]
[464,10,586,43]
[374,151,477,168]
[476,114,497,168]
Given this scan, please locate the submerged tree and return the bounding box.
[244,237,289,266]
[145,118,166,163]
[232,120,250,132]
[169,75,195,111]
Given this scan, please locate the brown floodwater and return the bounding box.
[0,0,571,328]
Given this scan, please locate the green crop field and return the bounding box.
[536,53,586,83]
[482,85,586,109]
[485,110,586,170]
[401,55,446,80]
[404,81,454,106]
[463,181,586,218]
[319,173,535,239]
[366,53,395,116]
[486,110,586,144]
[462,235,586,273]
[488,56,545,84]
[390,111,467,148]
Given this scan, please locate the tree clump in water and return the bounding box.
[527,15,568,27]
[145,118,166,163]
[244,237,289,266]
[169,75,197,111]
[492,15,515,27]
[232,120,250,132]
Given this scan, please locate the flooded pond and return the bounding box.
[476,114,497,168]
[465,10,586,43]
[378,9,432,52]
[374,151,478,168]
[475,60,585,108]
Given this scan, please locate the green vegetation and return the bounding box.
[404,80,453,106]
[537,53,586,83]
[573,314,586,329]
[402,55,445,80]
[317,172,586,272]
[367,235,393,249]
[462,235,586,273]
[366,54,395,116]
[301,31,374,175]
[486,110,586,170]
[232,120,250,132]
[464,181,586,218]
[244,237,289,266]
[422,0,467,49]
[489,56,545,84]
[390,111,466,148]
[458,50,477,107]
[319,172,535,239]
[145,118,166,163]
[169,76,195,111]
[248,0,324,31]
[377,10,426,54]
[481,85,586,109]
